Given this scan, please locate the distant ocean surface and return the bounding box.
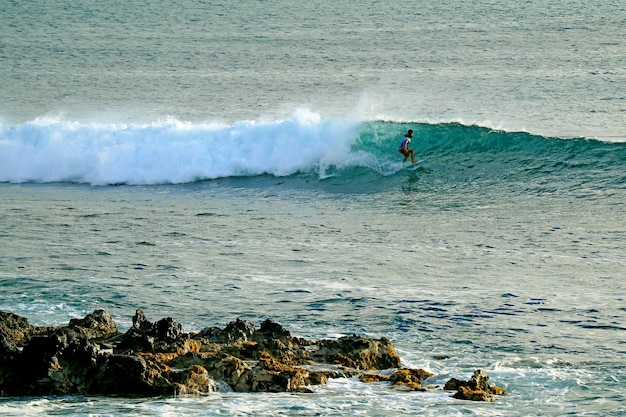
[1,1,625,416]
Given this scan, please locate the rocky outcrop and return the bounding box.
[67,309,118,340]
[0,309,506,401]
[359,367,434,391]
[311,335,400,370]
[444,369,507,401]
[0,311,35,346]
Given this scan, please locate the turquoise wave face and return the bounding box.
[346,121,625,195]
[1,117,624,188]
[356,121,623,164]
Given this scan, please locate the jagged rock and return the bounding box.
[154,317,183,342]
[210,355,252,391]
[132,309,153,332]
[359,373,390,383]
[251,319,314,362]
[116,330,155,353]
[247,352,327,393]
[358,368,433,390]
[454,385,495,402]
[255,319,291,340]
[468,369,491,391]
[0,309,508,400]
[444,369,490,391]
[91,353,157,395]
[389,368,433,391]
[444,369,506,401]
[443,377,464,390]
[170,365,215,395]
[312,335,401,370]
[0,311,34,345]
[199,318,256,344]
[489,384,507,395]
[0,336,18,356]
[116,309,187,353]
[68,309,118,340]
[13,327,100,395]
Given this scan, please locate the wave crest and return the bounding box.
[0,113,359,185]
[1,116,624,186]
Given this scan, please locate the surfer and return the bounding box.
[399,129,417,164]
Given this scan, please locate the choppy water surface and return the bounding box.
[1,171,624,415]
[1,0,625,415]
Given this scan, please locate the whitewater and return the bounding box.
[0,112,359,184]
[2,115,625,188]
[1,0,625,415]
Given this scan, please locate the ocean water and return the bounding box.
[1,0,625,416]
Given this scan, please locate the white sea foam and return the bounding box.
[0,113,360,185]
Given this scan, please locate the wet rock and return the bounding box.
[0,336,18,356]
[68,309,118,340]
[199,318,255,344]
[170,365,216,395]
[389,368,433,391]
[92,353,162,395]
[255,319,291,340]
[359,368,433,391]
[444,369,507,401]
[359,373,390,383]
[154,317,183,342]
[468,369,491,391]
[115,309,187,354]
[13,327,100,395]
[311,335,401,370]
[132,308,153,332]
[0,311,34,346]
[454,385,495,401]
[489,384,507,395]
[0,311,58,396]
[0,309,508,400]
[245,353,311,392]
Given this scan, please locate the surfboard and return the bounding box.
[405,157,429,170]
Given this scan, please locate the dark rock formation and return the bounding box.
[359,367,434,391]
[311,335,401,370]
[14,327,100,395]
[0,311,34,345]
[67,309,118,340]
[0,309,506,401]
[444,369,507,401]
[199,318,256,344]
